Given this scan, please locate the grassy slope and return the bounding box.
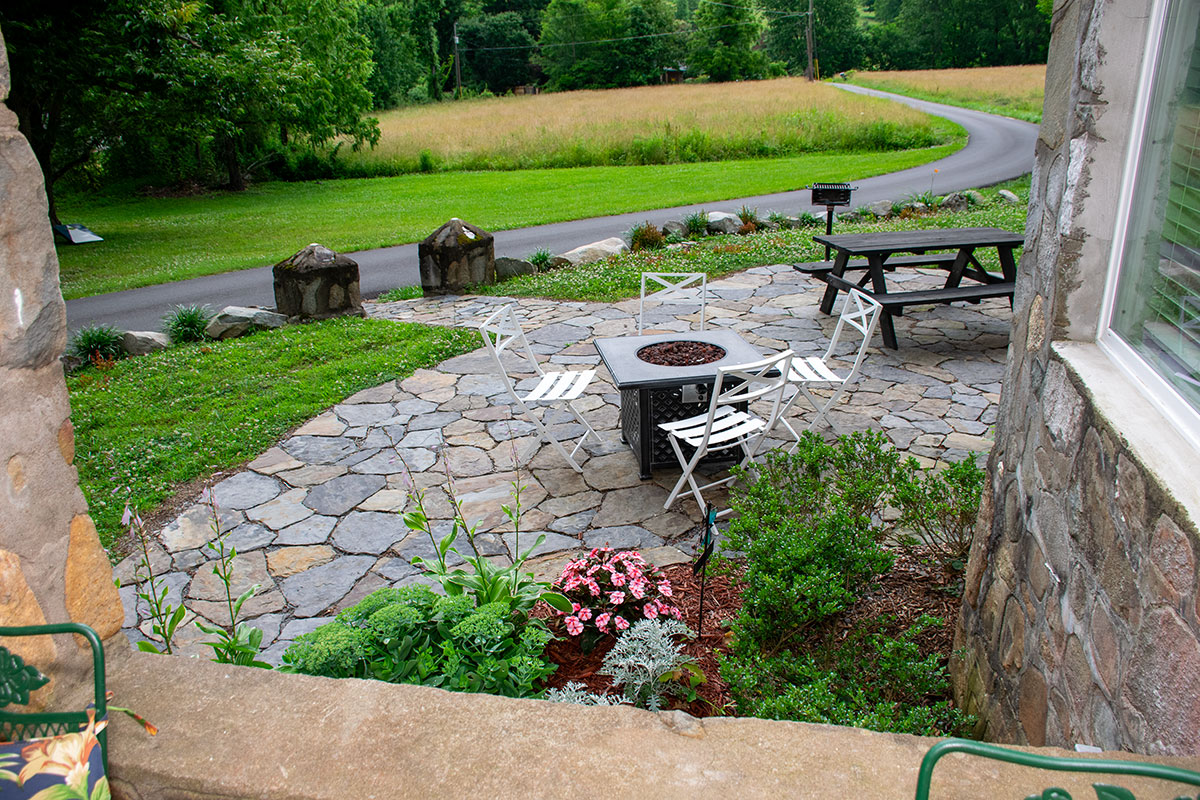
[843,66,1046,123]
[56,144,960,299]
[69,317,480,551]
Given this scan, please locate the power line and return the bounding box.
[696,0,808,15]
[463,14,806,52]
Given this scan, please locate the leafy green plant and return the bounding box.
[161,304,213,344]
[69,324,124,364]
[683,210,709,238]
[600,618,701,711]
[376,285,423,302]
[280,586,557,697]
[894,457,986,572]
[402,470,572,619]
[766,210,790,228]
[125,502,185,655]
[737,204,762,228]
[906,190,940,209]
[628,221,666,252]
[797,211,822,226]
[544,681,622,705]
[193,491,270,668]
[527,249,553,270]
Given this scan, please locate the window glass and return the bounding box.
[1111,2,1200,411]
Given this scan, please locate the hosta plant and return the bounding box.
[552,548,682,649]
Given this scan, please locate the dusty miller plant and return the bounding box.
[600,618,700,711]
[544,681,623,706]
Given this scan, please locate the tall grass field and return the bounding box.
[344,78,961,174]
[844,65,1047,122]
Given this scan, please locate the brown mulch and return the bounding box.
[637,340,727,366]
[539,548,962,717]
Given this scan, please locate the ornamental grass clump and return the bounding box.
[552,548,682,648]
[162,304,213,343]
[69,324,124,365]
[628,221,666,252]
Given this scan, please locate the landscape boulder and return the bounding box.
[998,189,1021,204]
[706,211,741,235]
[205,306,289,340]
[552,237,628,268]
[495,257,536,280]
[661,220,688,238]
[940,192,969,213]
[869,200,894,217]
[419,218,495,294]
[121,331,169,356]
[964,190,987,205]
[273,243,364,320]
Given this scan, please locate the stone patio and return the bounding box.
[115,263,1010,663]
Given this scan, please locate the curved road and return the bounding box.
[65,86,1037,332]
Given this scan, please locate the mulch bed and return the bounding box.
[637,340,727,366]
[538,549,962,717]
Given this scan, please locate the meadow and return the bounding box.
[343,78,961,173]
[844,65,1047,122]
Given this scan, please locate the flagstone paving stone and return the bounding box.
[123,262,1014,663]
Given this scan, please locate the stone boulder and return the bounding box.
[706,212,741,235]
[495,257,536,280]
[661,220,688,238]
[273,243,364,321]
[419,218,495,294]
[868,200,894,217]
[964,190,987,205]
[552,237,628,268]
[205,306,289,340]
[122,331,169,356]
[940,192,969,213]
[998,189,1021,204]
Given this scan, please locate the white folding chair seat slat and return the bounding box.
[660,349,794,518]
[639,272,710,333]
[479,304,600,472]
[770,288,883,449]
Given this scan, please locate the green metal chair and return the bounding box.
[0,623,107,770]
[915,738,1200,800]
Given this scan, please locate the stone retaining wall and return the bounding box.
[953,0,1200,754]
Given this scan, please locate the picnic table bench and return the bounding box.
[800,227,1023,349]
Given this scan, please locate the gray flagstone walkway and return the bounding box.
[116,263,1009,663]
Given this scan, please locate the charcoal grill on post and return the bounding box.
[810,182,857,260]
[595,331,764,480]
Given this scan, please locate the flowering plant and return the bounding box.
[552,549,682,642]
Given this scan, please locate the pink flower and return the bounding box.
[595,612,611,631]
[643,603,659,619]
[571,602,581,615]
[585,578,600,597]
[578,606,592,621]
[563,575,582,592]
[670,606,683,620]
[629,580,646,600]
[609,591,625,605]
[657,581,673,597]
[614,615,630,631]
[610,571,627,587]
[565,616,584,636]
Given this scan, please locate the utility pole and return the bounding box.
[453,21,462,100]
[804,0,814,81]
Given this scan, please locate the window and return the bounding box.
[1106,0,1200,430]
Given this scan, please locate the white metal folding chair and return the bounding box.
[638,272,709,333]
[478,304,600,472]
[659,350,794,516]
[771,287,882,447]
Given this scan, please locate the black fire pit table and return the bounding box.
[594,330,765,480]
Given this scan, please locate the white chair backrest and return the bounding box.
[822,288,882,379]
[639,272,708,332]
[479,304,545,391]
[701,350,793,440]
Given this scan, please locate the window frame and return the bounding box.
[1098,0,1200,453]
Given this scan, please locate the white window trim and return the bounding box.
[1096,0,1200,454]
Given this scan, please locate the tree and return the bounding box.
[459,12,537,92]
[688,0,768,82]
[538,0,680,90]
[763,0,863,76]
[358,0,428,108]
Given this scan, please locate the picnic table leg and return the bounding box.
[946,248,971,288]
[819,250,851,314]
[866,254,899,349]
[997,245,1018,281]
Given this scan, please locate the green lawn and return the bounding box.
[56,144,961,300]
[478,177,1030,302]
[69,317,480,552]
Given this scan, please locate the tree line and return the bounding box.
[0,0,1048,216]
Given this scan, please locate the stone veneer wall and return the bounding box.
[0,25,123,700]
[954,0,1200,754]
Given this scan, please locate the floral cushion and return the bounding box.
[0,711,108,800]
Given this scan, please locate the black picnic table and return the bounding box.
[801,227,1024,349]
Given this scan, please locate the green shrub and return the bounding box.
[162,304,213,344]
[737,205,762,228]
[527,249,553,270]
[69,324,125,364]
[895,457,986,572]
[281,585,557,697]
[720,615,972,737]
[377,286,423,302]
[683,210,709,238]
[628,221,666,252]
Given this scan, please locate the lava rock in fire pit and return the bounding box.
[637,340,727,366]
